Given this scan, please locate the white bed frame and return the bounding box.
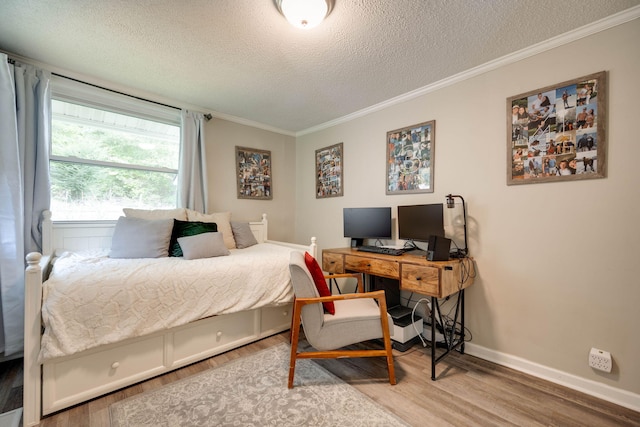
[23,211,317,426]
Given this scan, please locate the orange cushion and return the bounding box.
[304,252,335,315]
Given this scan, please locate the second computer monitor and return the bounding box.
[343,207,392,247]
[397,203,445,242]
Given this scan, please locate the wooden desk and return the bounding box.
[322,247,475,380]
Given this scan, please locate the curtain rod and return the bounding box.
[52,73,212,121]
[52,72,180,111]
[5,56,212,120]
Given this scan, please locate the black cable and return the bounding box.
[406,292,415,306]
[457,256,477,289]
[402,240,421,250]
[392,346,423,357]
[435,291,474,343]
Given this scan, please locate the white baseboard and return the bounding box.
[464,343,640,413]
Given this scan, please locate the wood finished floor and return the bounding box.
[1,332,639,426]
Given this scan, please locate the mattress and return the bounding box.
[39,243,295,362]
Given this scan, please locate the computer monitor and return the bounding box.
[343,207,392,247]
[397,203,445,243]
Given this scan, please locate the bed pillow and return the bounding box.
[178,232,230,260]
[187,210,236,249]
[123,207,188,221]
[304,251,335,315]
[169,220,218,257]
[109,217,174,258]
[231,221,258,249]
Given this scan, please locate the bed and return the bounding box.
[23,209,317,426]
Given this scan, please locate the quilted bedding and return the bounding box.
[39,243,296,362]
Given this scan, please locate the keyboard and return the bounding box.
[357,246,405,256]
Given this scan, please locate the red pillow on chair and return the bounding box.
[304,252,335,315]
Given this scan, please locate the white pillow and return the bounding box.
[123,208,188,221]
[186,210,236,249]
[178,232,230,260]
[109,217,174,258]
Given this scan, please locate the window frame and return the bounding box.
[50,76,182,220]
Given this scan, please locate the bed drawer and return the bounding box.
[261,304,292,332]
[172,311,257,365]
[43,334,165,414]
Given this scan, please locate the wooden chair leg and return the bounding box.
[288,302,303,388]
[377,297,397,385]
[289,296,296,343]
[383,334,396,385]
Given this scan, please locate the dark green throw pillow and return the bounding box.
[169,220,218,257]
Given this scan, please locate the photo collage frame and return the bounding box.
[235,146,272,200]
[508,71,607,185]
[315,142,343,198]
[386,120,435,194]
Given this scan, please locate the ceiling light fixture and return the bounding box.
[275,0,333,30]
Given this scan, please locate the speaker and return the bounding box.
[350,238,363,248]
[427,235,451,261]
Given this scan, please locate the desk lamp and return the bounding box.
[445,194,468,257]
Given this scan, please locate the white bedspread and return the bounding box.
[39,243,295,362]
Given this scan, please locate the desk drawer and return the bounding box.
[345,255,399,278]
[322,253,344,273]
[401,264,440,295]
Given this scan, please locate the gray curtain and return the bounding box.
[0,54,51,356]
[178,110,208,212]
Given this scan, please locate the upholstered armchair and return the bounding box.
[287,251,396,388]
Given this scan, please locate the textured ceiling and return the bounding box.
[0,0,638,134]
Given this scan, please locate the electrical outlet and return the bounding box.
[589,347,612,373]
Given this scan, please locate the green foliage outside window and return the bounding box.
[50,103,180,220]
[51,121,178,169]
[50,162,176,206]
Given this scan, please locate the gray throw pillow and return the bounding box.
[109,217,174,258]
[231,222,258,249]
[178,232,230,260]
[169,220,219,257]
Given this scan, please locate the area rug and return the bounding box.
[110,343,407,426]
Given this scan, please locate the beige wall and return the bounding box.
[294,19,640,398]
[203,119,297,242]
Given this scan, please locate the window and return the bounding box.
[50,77,181,220]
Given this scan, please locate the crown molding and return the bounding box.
[297,5,640,137]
